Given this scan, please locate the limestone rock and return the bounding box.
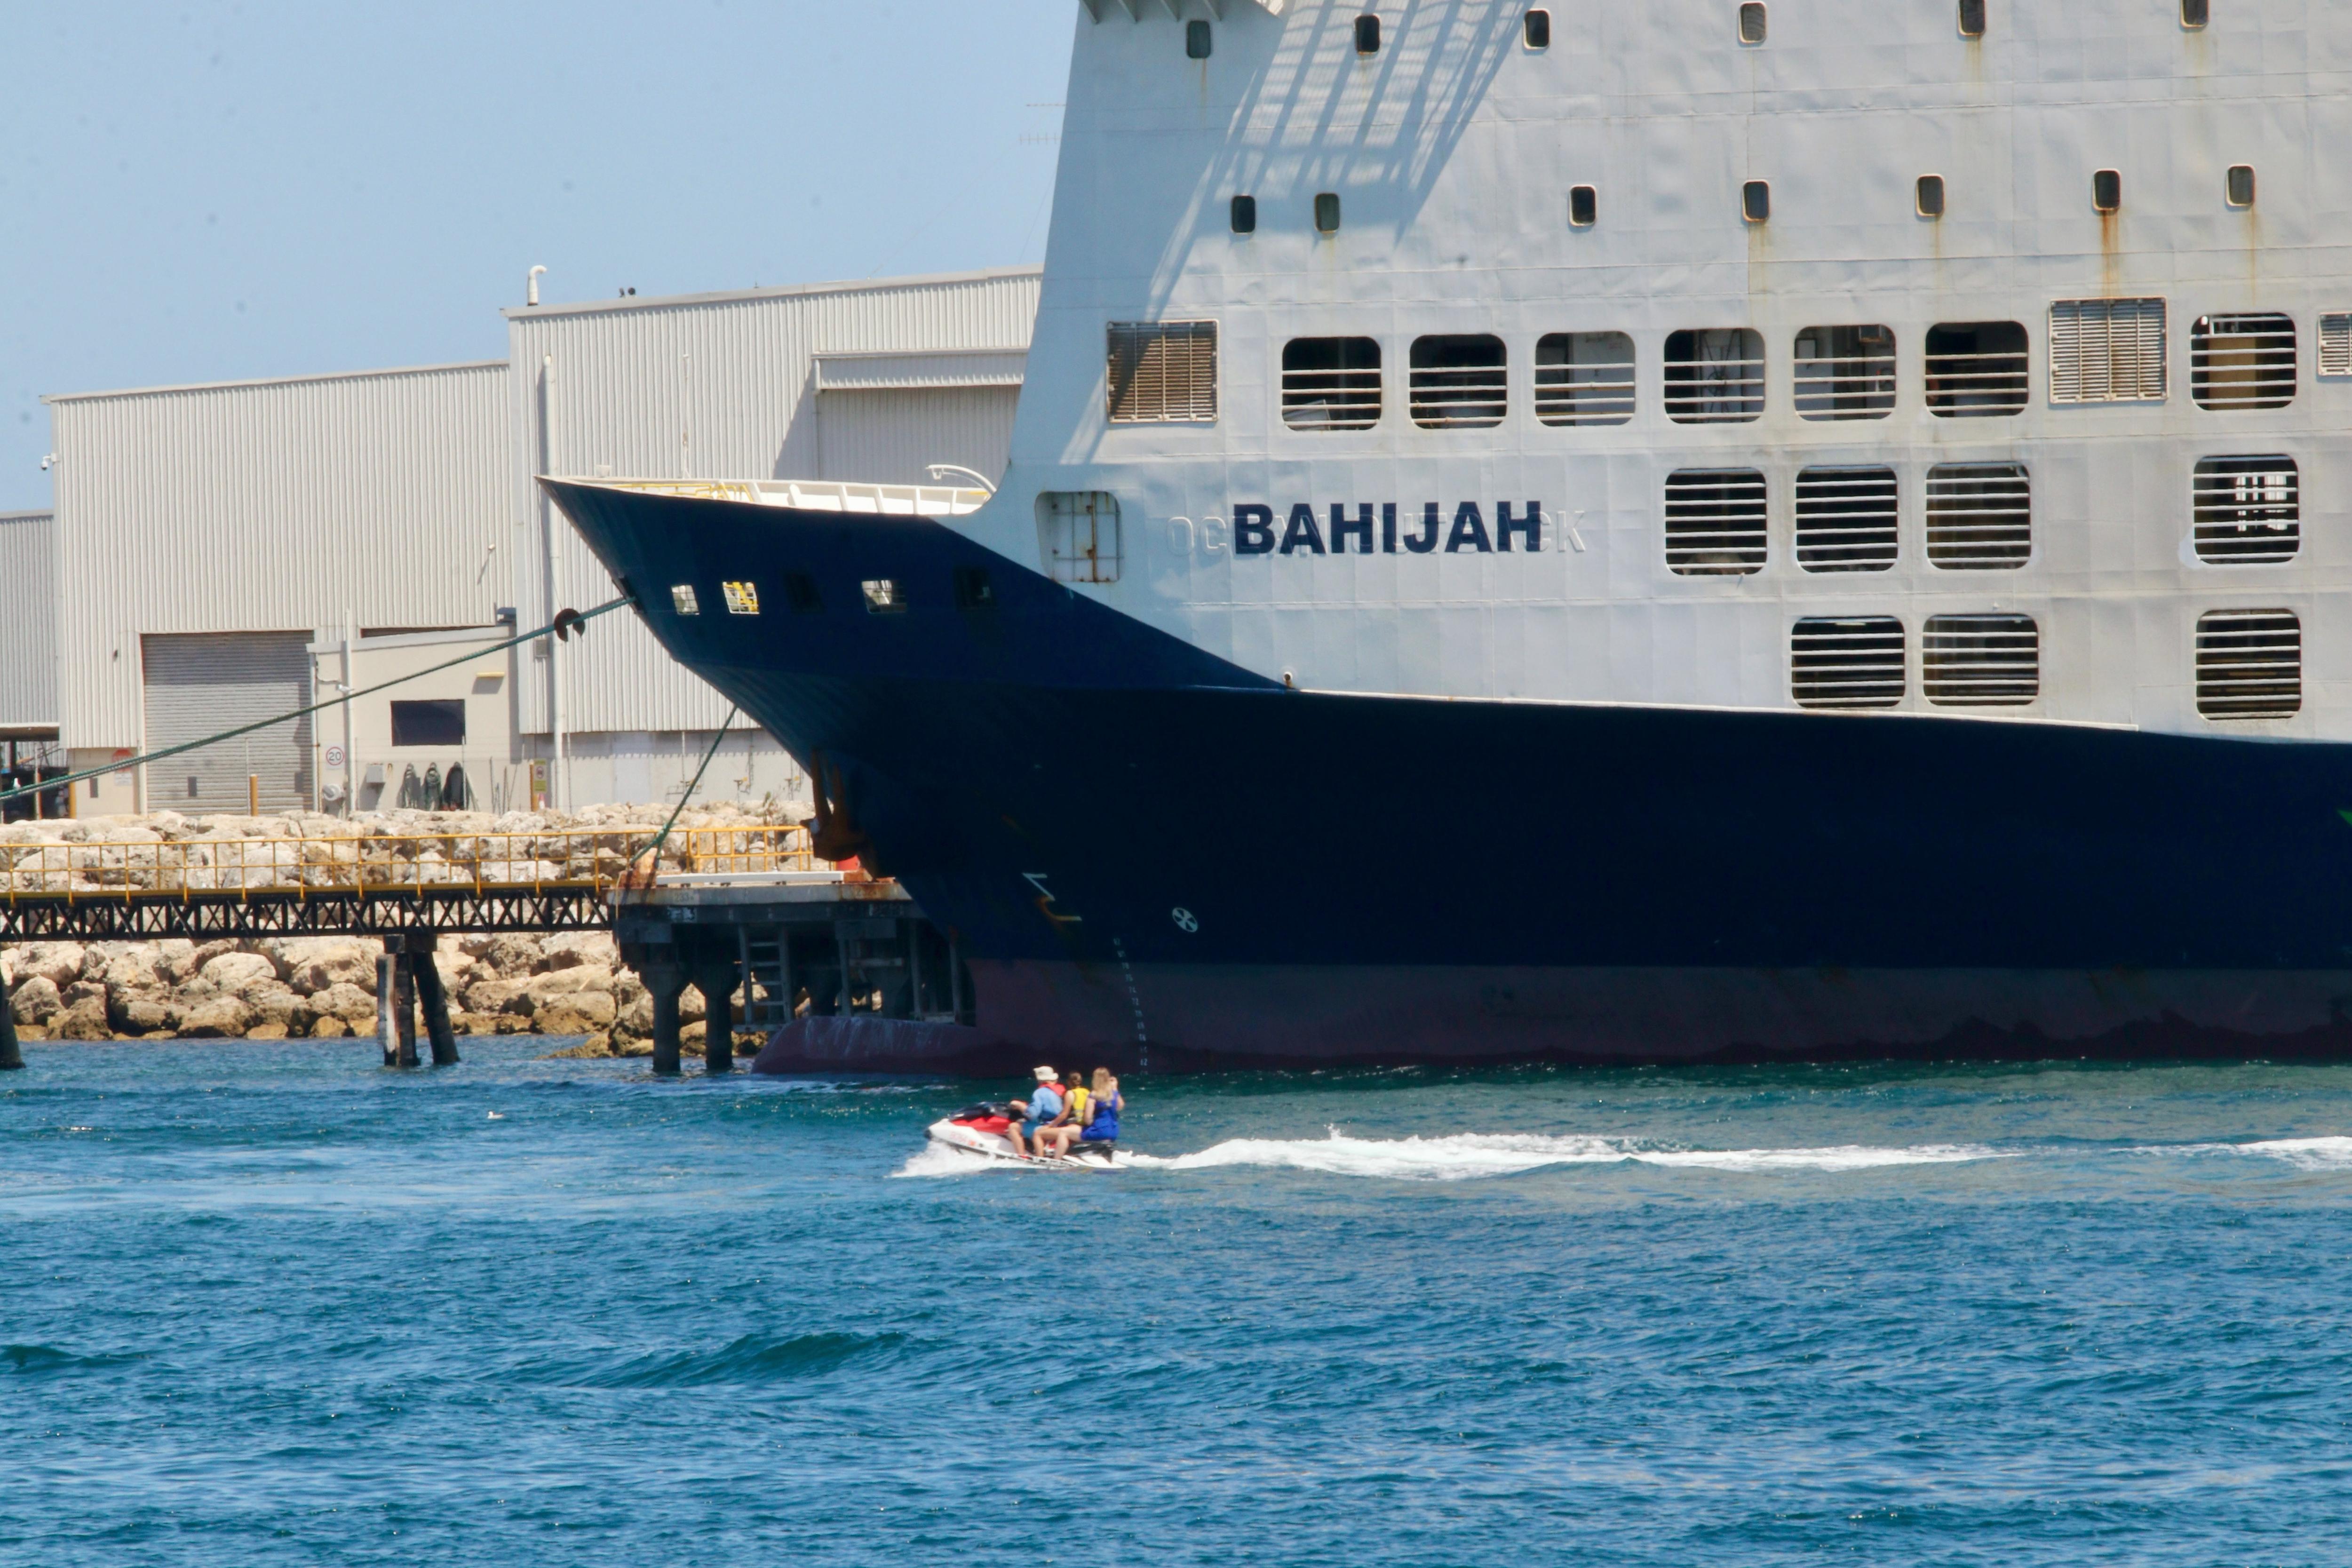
[535,994,617,1036]
[472,934,543,977]
[98,947,162,993]
[246,1022,291,1041]
[9,975,62,1026]
[63,979,107,1009]
[55,996,112,1041]
[166,939,240,984]
[112,995,181,1035]
[311,1015,351,1040]
[199,952,278,998]
[461,977,537,1018]
[273,939,379,994]
[524,965,611,1003]
[679,984,707,1024]
[179,997,252,1038]
[541,931,618,971]
[15,944,87,990]
[451,1011,501,1036]
[681,1020,706,1048]
[540,1035,615,1059]
[614,992,654,1040]
[246,984,303,1031]
[311,982,381,1029]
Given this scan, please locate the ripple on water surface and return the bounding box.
[5,1043,2352,1567]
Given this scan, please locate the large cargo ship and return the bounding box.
[549,0,2352,1068]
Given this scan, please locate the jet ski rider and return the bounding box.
[1007,1066,1065,1159]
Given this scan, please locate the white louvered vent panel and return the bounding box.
[2193,456,2299,565]
[1663,329,1764,423]
[2191,313,2297,411]
[1035,492,1122,584]
[2049,298,2167,404]
[1792,326,1896,420]
[1795,466,1899,573]
[1534,332,1635,426]
[1923,614,2040,707]
[1925,463,2031,570]
[2196,610,2301,719]
[1791,617,1906,710]
[2319,314,2352,378]
[1106,321,1218,423]
[1663,469,1767,576]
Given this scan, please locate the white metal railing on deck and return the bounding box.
[583,478,991,518]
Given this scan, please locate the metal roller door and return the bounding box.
[142,632,314,813]
[816,387,1018,487]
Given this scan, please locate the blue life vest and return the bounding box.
[1083,1090,1120,1141]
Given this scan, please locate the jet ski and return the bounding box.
[927,1105,1130,1170]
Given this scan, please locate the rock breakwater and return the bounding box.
[0,804,799,1058]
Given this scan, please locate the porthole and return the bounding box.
[2227,164,2256,207]
[1957,0,1986,37]
[1231,194,1257,234]
[1569,184,1597,227]
[669,585,700,616]
[2092,169,2122,214]
[1738,3,1767,44]
[1916,174,1947,218]
[1524,8,1550,48]
[2182,0,2209,28]
[1186,19,1212,59]
[1742,180,1771,223]
[1315,192,1342,234]
[1355,14,1380,54]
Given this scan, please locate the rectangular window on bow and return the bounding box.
[1664,469,1767,576]
[1792,617,1906,709]
[1282,337,1383,430]
[1535,332,1635,426]
[1793,325,1896,420]
[1664,328,1764,423]
[1408,334,1507,428]
[2193,455,2299,564]
[1925,321,2028,415]
[2196,609,2299,719]
[1036,491,1122,584]
[2191,312,2296,411]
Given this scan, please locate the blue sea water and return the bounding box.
[5,1043,2352,1566]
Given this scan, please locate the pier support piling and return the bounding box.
[408,933,460,1067]
[644,958,685,1077]
[378,950,418,1068]
[694,957,739,1075]
[0,966,22,1071]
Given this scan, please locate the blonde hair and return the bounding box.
[1091,1067,1113,1095]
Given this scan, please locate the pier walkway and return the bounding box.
[0,824,963,1076]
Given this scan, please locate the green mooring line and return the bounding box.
[627,704,743,879]
[0,597,634,808]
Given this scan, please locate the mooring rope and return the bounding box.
[622,703,743,885]
[0,596,634,807]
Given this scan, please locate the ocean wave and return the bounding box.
[1128,1130,2002,1181]
[891,1142,995,1179]
[527,1330,906,1388]
[2143,1136,2352,1171]
[2,1343,147,1377]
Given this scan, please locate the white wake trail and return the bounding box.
[1124,1130,2002,1182]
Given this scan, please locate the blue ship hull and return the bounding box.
[547,480,2352,1068]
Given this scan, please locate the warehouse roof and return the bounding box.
[500,264,1044,323]
[45,358,506,406]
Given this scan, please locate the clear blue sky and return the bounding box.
[0,2,1078,511]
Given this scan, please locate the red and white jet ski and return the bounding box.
[927,1105,1130,1170]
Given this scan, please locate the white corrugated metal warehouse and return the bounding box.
[36,265,1041,815]
[0,510,59,740]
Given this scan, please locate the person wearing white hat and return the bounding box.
[1005,1066,1065,1158]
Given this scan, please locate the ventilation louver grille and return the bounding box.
[1281,337,1382,430]
[2319,314,2352,378]
[1923,614,2039,706]
[1534,332,1634,426]
[2191,313,2296,411]
[1795,466,1899,573]
[1793,326,1896,420]
[1408,335,1507,428]
[1925,462,2031,570]
[2049,298,2166,403]
[2195,609,2300,719]
[1792,617,1906,709]
[1664,329,1764,423]
[1106,321,1218,423]
[1663,469,1768,576]
[2192,456,2299,564]
[1925,321,2029,416]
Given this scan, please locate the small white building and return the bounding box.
[38,266,1040,815]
